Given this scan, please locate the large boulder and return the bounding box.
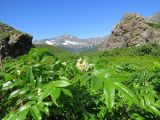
[99,13,160,50]
[0,22,33,58]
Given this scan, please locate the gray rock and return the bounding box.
[99,13,160,50]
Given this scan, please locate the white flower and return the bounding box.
[62,62,67,66]
[17,70,21,75]
[76,58,94,72]
[37,88,42,95]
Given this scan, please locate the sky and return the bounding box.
[0,0,160,40]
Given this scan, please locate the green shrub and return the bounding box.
[0,48,160,119]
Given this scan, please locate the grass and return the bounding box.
[0,21,22,37]
[146,22,160,29]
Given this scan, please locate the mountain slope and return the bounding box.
[35,34,107,52]
[0,22,33,58]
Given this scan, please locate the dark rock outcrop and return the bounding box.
[99,13,160,50]
[0,22,33,58]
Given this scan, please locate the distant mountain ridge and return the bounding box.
[34,34,107,52]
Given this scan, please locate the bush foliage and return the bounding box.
[0,45,160,119]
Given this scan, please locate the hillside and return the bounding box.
[0,22,22,36]
[0,22,33,58]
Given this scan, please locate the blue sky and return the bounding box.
[0,0,160,40]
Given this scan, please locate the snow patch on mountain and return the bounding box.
[62,40,86,46]
[45,41,55,45]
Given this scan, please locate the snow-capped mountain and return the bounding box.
[34,34,107,52]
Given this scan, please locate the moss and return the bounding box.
[146,22,160,29]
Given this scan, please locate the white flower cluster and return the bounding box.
[17,70,21,75]
[76,58,94,72]
[62,62,67,66]
[37,88,42,95]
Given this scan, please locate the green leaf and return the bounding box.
[38,84,52,102]
[19,104,31,112]
[1,80,22,91]
[92,69,108,80]
[4,74,13,81]
[144,95,150,105]
[30,105,42,120]
[113,82,140,105]
[91,77,103,91]
[37,76,42,87]
[37,102,49,116]
[25,101,37,106]
[17,105,30,120]
[24,93,38,101]
[1,81,13,90]
[44,102,52,106]
[43,107,49,116]
[7,113,17,120]
[9,89,19,99]
[61,88,73,97]
[52,80,71,87]
[9,87,29,99]
[148,105,160,116]
[26,66,35,88]
[51,87,61,106]
[103,79,115,110]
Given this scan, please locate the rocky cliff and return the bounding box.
[99,13,160,50]
[0,22,33,58]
